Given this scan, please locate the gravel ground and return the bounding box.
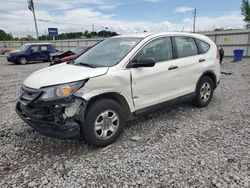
[0,57,249,188]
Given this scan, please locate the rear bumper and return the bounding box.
[16,99,84,139]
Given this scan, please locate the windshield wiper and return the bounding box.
[78,62,98,68]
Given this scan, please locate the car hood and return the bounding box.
[10,50,21,54]
[23,63,109,89]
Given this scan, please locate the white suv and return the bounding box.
[16,32,220,147]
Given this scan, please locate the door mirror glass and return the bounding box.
[129,58,156,68]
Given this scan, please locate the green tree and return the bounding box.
[0,29,14,40]
[241,0,250,24]
[214,28,224,31]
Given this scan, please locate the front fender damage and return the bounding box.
[16,96,87,139]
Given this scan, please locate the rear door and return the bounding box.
[171,36,205,95]
[28,45,41,61]
[40,45,50,61]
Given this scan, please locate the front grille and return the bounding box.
[20,103,54,121]
[19,85,42,105]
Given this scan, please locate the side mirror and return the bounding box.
[129,58,156,68]
[30,49,34,53]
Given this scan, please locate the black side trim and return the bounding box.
[170,36,178,59]
[133,92,196,117]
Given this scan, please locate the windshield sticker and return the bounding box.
[120,41,136,46]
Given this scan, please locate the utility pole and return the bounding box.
[28,0,39,40]
[193,8,196,33]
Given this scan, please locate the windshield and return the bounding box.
[18,44,30,51]
[71,47,85,55]
[73,37,142,67]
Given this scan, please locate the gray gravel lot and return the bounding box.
[0,57,249,188]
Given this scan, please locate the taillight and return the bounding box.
[216,50,220,60]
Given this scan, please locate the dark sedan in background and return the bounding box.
[49,46,91,66]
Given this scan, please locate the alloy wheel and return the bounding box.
[94,110,119,140]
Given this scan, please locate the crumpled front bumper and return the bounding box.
[16,97,85,139]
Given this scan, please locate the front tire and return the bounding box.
[18,57,28,65]
[82,99,125,147]
[193,76,214,107]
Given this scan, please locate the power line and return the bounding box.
[37,19,109,31]
[37,19,88,26]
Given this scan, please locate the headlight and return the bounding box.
[39,80,85,101]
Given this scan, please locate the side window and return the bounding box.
[196,39,210,53]
[134,37,173,63]
[30,46,40,52]
[41,45,48,51]
[174,37,198,58]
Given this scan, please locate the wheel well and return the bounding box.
[18,56,28,61]
[200,71,217,88]
[85,92,131,121]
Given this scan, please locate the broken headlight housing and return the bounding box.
[39,80,86,101]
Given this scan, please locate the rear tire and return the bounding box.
[193,76,214,107]
[82,99,125,147]
[18,57,28,65]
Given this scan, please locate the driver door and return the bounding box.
[29,45,41,61]
[130,36,180,110]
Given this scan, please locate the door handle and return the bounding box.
[168,65,178,70]
[199,58,206,62]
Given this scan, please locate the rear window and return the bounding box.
[174,36,198,58]
[196,39,210,53]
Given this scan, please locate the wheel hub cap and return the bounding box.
[94,110,119,140]
[200,82,211,102]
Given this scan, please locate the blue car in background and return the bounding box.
[7,43,58,65]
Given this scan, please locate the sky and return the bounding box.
[0,0,245,37]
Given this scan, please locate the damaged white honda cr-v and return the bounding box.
[16,32,220,147]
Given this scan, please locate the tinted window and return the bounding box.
[48,45,55,51]
[174,37,198,58]
[30,46,40,52]
[134,37,173,63]
[197,39,210,53]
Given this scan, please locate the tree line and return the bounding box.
[0,29,118,41]
[39,30,118,40]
